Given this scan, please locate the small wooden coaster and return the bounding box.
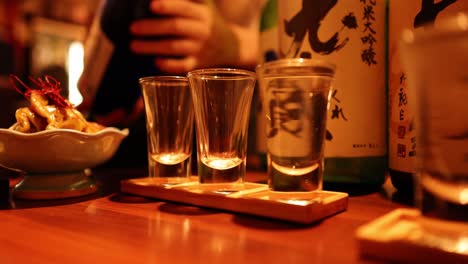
[356,208,468,264]
[121,177,348,224]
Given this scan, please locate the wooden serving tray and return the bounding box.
[356,208,468,264]
[120,177,348,224]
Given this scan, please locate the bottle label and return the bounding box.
[264,79,329,159]
[388,0,465,173]
[259,0,386,158]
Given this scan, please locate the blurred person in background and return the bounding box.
[78,0,265,168]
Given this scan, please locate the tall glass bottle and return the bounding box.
[80,0,162,113]
[258,0,387,186]
[79,0,165,168]
[388,0,466,192]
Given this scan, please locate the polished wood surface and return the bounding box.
[0,168,411,264]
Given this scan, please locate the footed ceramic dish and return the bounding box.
[0,127,129,199]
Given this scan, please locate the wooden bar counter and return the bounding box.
[0,168,411,264]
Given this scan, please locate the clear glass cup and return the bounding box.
[139,76,194,185]
[400,13,468,222]
[187,68,256,192]
[256,58,336,191]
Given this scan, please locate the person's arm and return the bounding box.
[130,0,267,74]
[208,0,266,70]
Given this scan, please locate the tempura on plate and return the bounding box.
[8,74,105,133]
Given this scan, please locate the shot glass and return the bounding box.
[139,76,194,185]
[400,13,468,222]
[187,68,256,191]
[256,58,336,192]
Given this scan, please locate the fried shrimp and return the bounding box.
[8,74,105,133]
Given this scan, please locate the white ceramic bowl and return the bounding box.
[0,127,129,199]
[0,127,129,172]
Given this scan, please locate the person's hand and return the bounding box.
[130,0,213,74]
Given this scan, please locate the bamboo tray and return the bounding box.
[120,177,348,224]
[356,208,468,264]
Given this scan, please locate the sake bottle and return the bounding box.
[80,0,161,112]
[263,0,388,186]
[388,0,466,192]
[79,0,164,168]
